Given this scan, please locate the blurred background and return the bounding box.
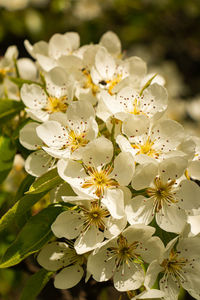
[0,0,200,299]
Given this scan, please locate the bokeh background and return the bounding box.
[0,0,200,299]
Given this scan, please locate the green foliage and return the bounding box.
[20,268,54,300]
[0,135,16,183]
[0,205,67,268]
[0,168,65,233]
[27,168,64,194]
[0,99,24,124]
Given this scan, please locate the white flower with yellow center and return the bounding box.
[87,224,164,291]
[57,136,135,219]
[36,100,98,160]
[145,236,200,300]
[117,115,185,164]
[51,200,127,254]
[126,157,200,233]
[91,47,146,96]
[98,83,168,122]
[25,32,80,71]
[21,67,74,122]
[37,241,85,289]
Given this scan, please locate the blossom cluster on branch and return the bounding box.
[1,31,200,300]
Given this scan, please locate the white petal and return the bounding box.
[116,135,136,158]
[104,215,127,239]
[177,236,200,258]
[133,289,165,299]
[17,58,37,81]
[125,195,154,225]
[137,236,165,263]
[114,263,144,291]
[142,83,168,117]
[54,264,84,289]
[51,210,82,239]
[188,160,200,180]
[159,156,187,182]
[87,247,116,282]
[159,274,180,300]
[36,54,57,72]
[95,47,115,80]
[75,226,104,254]
[156,203,187,233]
[187,215,200,235]
[21,83,47,109]
[64,32,80,50]
[37,242,71,271]
[99,31,121,57]
[176,180,200,210]
[82,137,113,167]
[36,121,67,149]
[111,152,134,186]
[49,34,71,59]
[57,159,86,187]
[19,122,42,150]
[25,150,55,177]
[67,100,95,120]
[152,119,185,152]
[132,163,158,190]
[144,260,163,288]
[102,188,125,219]
[123,224,155,243]
[122,114,150,138]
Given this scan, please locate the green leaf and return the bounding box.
[0,205,67,268]
[0,169,65,233]
[27,168,64,194]
[0,99,24,124]
[0,135,16,183]
[20,268,54,300]
[139,73,157,96]
[9,77,43,89]
[14,174,35,202]
[0,192,46,233]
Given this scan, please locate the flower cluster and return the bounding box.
[10,31,200,299]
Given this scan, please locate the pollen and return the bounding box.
[82,165,119,197]
[81,202,110,231]
[161,249,187,280]
[146,176,177,212]
[106,73,122,95]
[45,96,68,113]
[132,137,159,158]
[106,235,142,269]
[82,69,99,95]
[66,130,89,152]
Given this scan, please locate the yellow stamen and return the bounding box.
[65,130,88,152]
[82,69,99,95]
[146,177,177,212]
[45,96,68,113]
[82,165,119,197]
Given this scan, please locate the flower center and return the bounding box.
[161,249,187,282]
[81,202,110,231]
[82,165,119,197]
[106,235,142,269]
[82,68,99,95]
[132,137,160,158]
[146,177,177,212]
[66,130,88,152]
[46,96,68,113]
[106,73,122,95]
